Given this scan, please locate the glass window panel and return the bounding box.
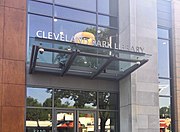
[28,14,52,61]
[56,111,75,132]
[55,6,96,24]
[98,15,118,27]
[54,89,97,109]
[159,97,171,132]
[97,27,118,49]
[98,111,118,132]
[159,79,170,96]
[158,28,169,39]
[28,14,52,38]
[159,97,171,118]
[55,0,96,12]
[79,111,95,131]
[98,0,118,16]
[72,55,107,70]
[27,87,52,107]
[99,92,118,110]
[28,1,52,16]
[54,19,96,44]
[26,108,52,132]
[33,0,53,3]
[158,39,170,78]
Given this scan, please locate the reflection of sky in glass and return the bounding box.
[54,6,96,24]
[159,79,170,96]
[158,39,170,78]
[28,1,52,16]
[158,28,169,39]
[61,98,75,106]
[27,88,52,104]
[55,0,96,12]
[54,19,96,41]
[36,0,52,3]
[98,0,117,16]
[29,14,52,37]
[159,97,170,108]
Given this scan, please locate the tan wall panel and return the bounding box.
[175,45,180,55]
[176,79,180,91]
[2,84,25,107]
[2,60,25,84]
[0,0,4,6]
[5,0,26,10]
[176,68,180,78]
[0,84,2,106]
[2,107,24,132]
[0,6,4,59]
[3,7,26,61]
[0,107,1,132]
[0,59,2,83]
[176,54,180,63]
[176,62,180,68]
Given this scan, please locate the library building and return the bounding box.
[0,0,180,132]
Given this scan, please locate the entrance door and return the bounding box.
[55,110,75,132]
[78,111,96,132]
[55,110,96,132]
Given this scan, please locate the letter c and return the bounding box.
[36,30,42,38]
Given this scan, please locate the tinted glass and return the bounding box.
[98,0,118,16]
[56,112,75,132]
[28,14,52,61]
[55,6,96,24]
[159,79,170,96]
[54,89,97,109]
[26,108,52,132]
[79,111,95,131]
[98,15,118,27]
[99,92,118,110]
[158,28,169,39]
[33,0,53,3]
[54,19,96,43]
[158,39,170,78]
[55,0,96,12]
[28,1,52,16]
[27,87,53,107]
[98,111,118,132]
[98,27,118,48]
[28,15,52,38]
[159,97,171,131]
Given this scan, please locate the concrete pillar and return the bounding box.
[119,0,159,131]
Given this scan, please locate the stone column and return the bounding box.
[172,0,180,131]
[119,0,159,131]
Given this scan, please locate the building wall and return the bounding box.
[172,0,180,131]
[0,0,26,132]
[119,0,159,132]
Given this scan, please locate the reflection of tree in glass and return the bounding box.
[99,93,111,132]
[53,89,97,109]
[53,46,70,68]
[160,106,171,118]
[26,97,51,127]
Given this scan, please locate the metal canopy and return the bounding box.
[29,38,150,81]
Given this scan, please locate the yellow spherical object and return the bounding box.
[73,32,96,45]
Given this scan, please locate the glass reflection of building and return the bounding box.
[158,27,172,132]
[26,0,119,132]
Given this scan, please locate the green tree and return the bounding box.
[160,106,170,118]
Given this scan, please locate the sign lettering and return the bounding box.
[35,30,144,53]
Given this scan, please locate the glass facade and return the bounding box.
[27,0,119,62]
[158,27,172,132]
[27,0,119,131]
[26,87,119,132]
